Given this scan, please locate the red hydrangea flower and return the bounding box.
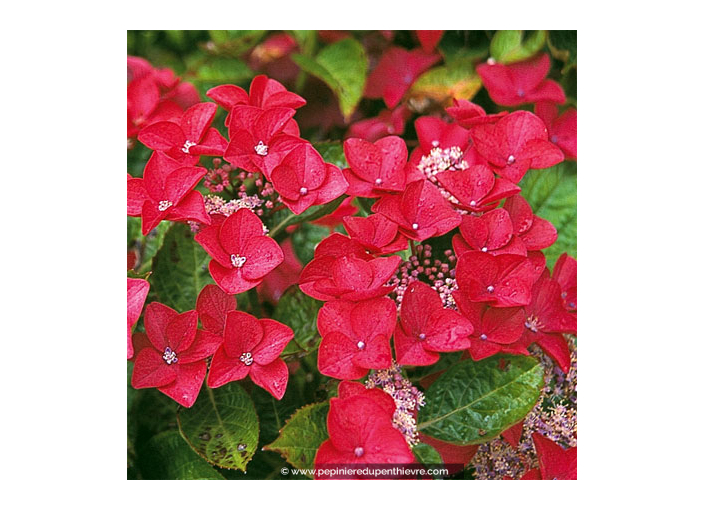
[195,284,237,336]
[470,110,565,183]
[342,214,408,255]
[476,53,566,106]
[553,253,577,312]
[535,102,577,160]
[317,297,396,379]
[337,381,396,416]
[415,30,444,53]
[207,310,294,399]
[395,281,473,366]
[206,74,306,116]
[452,209,527,258]
[270,144,348,214]
[453,289,529,360]
[407,116,474,175]
[446,98,508,129]
[372,179,462,241]
[455,251,543,307]
[364,47,441,108]
[131,302,222,407]
[519,272,577,372]
[223,105,304,179]
[532,432,577,480]
[127,151,210,235]
[127,76,183,139]
[503,195,558,251]
[127,277,150,358]
[314,393,415,478]
[436,164,521,213]
[137,102,227,162]
[300,253,401,302]
[195,208,284,295]
[342,136,408,197]
[347,105,410,142]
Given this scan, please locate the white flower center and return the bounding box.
[239,352,253,366]
[254,141,269,156]
[412,223,419,230]
[181,140,197,154]
[158,200,173,212]
[231,254,247,268]
[507,155,516,165]
[375,178,382,185]
[299,187,308,195]
[486,285,495,293]
[162,347,178,365]
[524,315,542,333]
[354,446,364,457]
[480,334,488,340]
[357,341,366,350]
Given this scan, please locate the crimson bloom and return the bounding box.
[436,164,521,213]
[408,116,473,174]
[337,380,396,416]
[195,208,284,295]
[395,281,473,366]
[476,53,566,106]
[207,310,293,399]
[342,214,408,255]
[314,393,415,479]
[207,74,306,116]
[535,102,577,160]
[415,30,444,53]
[317,297,396,379]
[342,136,407,197]
[519,272,577,372]
[137,102,227,162]
[372,179,462,242]
[503,195,558,251]
[270,143,348,214]
[131,302,222,407]
[299,252,400,302]
[195,284,237,336]
[127,151,210,235]
[553,253,577,312]
[223,105,304,178]
[532,432,577,480]
[364,47,441,108]
[452,208,527,258]
[127,277,150,358]
[446,98,508,129]
[453,289,529,360]
[455,251,542,308]
[346,105,409,142]
[470,110,565,183]
[127,75,183,139]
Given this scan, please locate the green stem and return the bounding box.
[268,213,296,240]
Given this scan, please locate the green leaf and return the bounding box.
[490,30,547,64]
[272,286,323,356]
[150,223,213,313]
[289,30,317,57]
[177,384,260,471]
[192,57,253,85]
[409,59,483,104]
[413,442,442,466]
[264,402,329,474]
[417,356,544,445]
[291,222,330,265]
[138,431,225,480]
[548,30,577,72]
[207,30,266,55]
[518,161,577,268]
[127,217,170,273]
[292,38,367,121]
[314,141,348,168]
